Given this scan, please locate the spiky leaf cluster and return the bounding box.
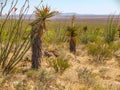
[35,5,58,20]
[66,26,78,37]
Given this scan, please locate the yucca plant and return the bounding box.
[66,16,78,54]
[30,5,58,69]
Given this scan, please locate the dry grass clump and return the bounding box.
[47,58,70,73]
[77,67,97,87]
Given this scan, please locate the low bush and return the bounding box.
[48,58,70,73]
[80,28,101,44]
[86,42,111,64]
[104,15,118,44]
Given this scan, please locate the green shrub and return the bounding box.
[86,42,111,63]
[48,58,70,73]
[80,33,89,44]
[43,28,67,44]
[88,29,100,42]
[104,26,116,44]
[80,28,100,44]
[104,15,118,44]
[109,42,120,54]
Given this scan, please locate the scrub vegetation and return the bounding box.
[0,0,120,90]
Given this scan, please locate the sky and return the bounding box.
[38,0,120,15]
[1,0,120,15]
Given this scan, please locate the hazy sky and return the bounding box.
[1,0,120,15]
[40,0,120,14]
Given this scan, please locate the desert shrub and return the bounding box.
[80,28,101,44]
[88,29,101,42]
[104,15,118,44]
[55,23,68,43]
[86,41,111,63]
[55,29,67,43]
[80,32,89,44]
[109,42,120,54]
[77,67,96,87]
[48,58,70,73]
[42,22,68,45]
[43,30,56,43]
[87,39,120,64]
[109,41,120,67]
[104,26,117,44]
[43,28,67,44]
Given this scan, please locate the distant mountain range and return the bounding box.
[0,13,118,20]
[51,13,110,19]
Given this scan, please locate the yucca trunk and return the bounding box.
[31,35,42,69]
[31,20,44,69]
[30,5,57,69]
[69,37,76,54]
